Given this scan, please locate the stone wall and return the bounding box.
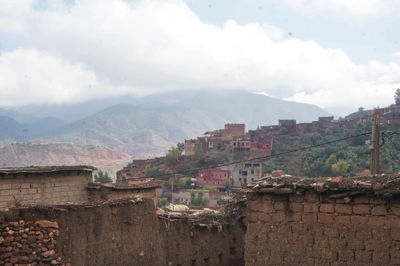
[0,198,245,266]
[244,191,400,265]
[0,171,91,210]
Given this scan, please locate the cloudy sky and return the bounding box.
[0,0,399,115]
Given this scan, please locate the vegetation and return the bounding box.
[395,88,400,106]
[190,191,208,206]
[178,177,192,189]
[165,146,181,165]
[94,170,113,183]
[193,141,204,159]
[144,165,158,177]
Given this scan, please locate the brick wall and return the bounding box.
[0,171,91,210]
[244,191,400,265]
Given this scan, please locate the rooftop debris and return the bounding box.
[245,174,400,197]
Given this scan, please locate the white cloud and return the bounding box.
[0,49,130,106]
[0,0,399,111]
[278,0,400,17]
[393,51,400,59]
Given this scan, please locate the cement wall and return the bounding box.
[0,171,91,210]
[244,191,400,265]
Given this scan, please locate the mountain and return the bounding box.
[38,90,329,157]
[0,142,131,171]
[0,116,65,143]
[1,90,330,158]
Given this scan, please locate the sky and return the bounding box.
[0,0,399,116]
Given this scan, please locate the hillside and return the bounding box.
[0,142,131,171]
[1,90,330,158]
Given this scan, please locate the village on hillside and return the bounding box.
[114,105,400,209]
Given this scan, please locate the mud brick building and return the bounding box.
[87,182,161,206]
[0,166,95,210]
[184,137,209,156]
[195,169,229,188]
[220,162,262,188]
[244,175,400,265]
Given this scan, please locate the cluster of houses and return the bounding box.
[115,106,400,208]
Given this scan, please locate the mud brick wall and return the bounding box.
[0,171,91,210]
[244,191,400,266]
[1,198,244,266]
[0,220,60,265]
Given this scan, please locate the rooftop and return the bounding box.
[0,165,97,175]
[245,174,400,197]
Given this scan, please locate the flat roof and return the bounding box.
[0,165,97,175]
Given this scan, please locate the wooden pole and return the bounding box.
[371,113,380,175]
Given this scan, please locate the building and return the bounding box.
[195,169,229,188]
[184,137,209,156]
[220,163,263,188]
[0,166,96,210]
[278,120,297,133]
[171,189,220,207]
[318,116,334,123]
[87,182,161,206]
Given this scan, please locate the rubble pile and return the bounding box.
[246,174,400,198]
[0,220,61,265]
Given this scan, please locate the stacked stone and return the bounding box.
[0,220,61,266]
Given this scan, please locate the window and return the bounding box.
[242,170,248,176]
[251,170,254,174]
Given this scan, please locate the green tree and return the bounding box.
[331,160,350,176]
[395,88,400,106]
[94,170,112,183]
[144,165,158,177]
[168,175,179,192]
[165,146,180,165]
[190,191,208,206]
[178,178,192,189]
[177,142,185,155]
[223,180,231,191]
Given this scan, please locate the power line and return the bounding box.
[127,131,372,180]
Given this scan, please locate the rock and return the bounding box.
[19,220,25,227]
[51,259,58,265]
[7,230,14,235]
[0,236,4,244]
[373,183,383,190]
[35,220,59,229]
[315,182,325,192]
[10,257,18,264]
[18,255,29,263]
[139,250,145,257]
[358,182,372,189]
[42,249,55,257]
[330,177,343,188]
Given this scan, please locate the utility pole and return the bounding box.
[371,113,380,175]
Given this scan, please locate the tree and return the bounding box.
[190,191,208,206]
[177,142,185,155]
[94,170,112,183]
[165,146,180,165]
[193,141,204,159]
[358,107,364,112]
[331,160,350,176]
[178,178,192,189]
[223,180,231,191]
[395,88,400,106]
[144,165,158,177]
[168,175,179,192]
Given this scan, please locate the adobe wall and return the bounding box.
[244,190,400,265]
[0,198,245,266]
[0,171,91,210]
